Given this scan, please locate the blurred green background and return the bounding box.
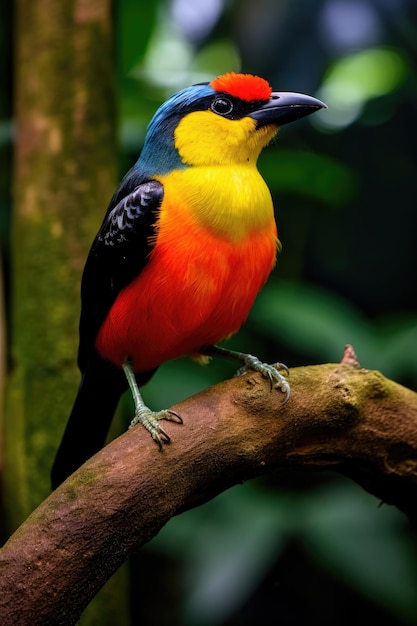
[2,0,417,624]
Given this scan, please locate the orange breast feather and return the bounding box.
[96,195,277,372]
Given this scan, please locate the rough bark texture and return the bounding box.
[9,0,116,525]
[8,1,127,623]
[0,361,416,625]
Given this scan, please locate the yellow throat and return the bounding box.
[163,110,279,241]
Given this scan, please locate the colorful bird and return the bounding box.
[51,72,325,489]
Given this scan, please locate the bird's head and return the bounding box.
[137,72,326,175]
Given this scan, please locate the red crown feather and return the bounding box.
[209,72,272,101]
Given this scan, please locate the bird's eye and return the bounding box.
[211,97,234,116]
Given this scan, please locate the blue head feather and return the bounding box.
[135,83,215,177]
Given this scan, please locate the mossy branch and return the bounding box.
[1,351,417,625]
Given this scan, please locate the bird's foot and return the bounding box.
[129,408,183,448]
[235,355,290,403]
[200,346,291,403]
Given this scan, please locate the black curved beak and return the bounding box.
[249,92,327,127]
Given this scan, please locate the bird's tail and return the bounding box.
[51,366,127,490]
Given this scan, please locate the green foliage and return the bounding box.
[2,0,417,623]
[147,481,417,625]
[300,483,417,620]
[315,47,409,131]
[259,149,356,207]
[252,279,417,383]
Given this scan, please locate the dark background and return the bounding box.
[2,0,417,624]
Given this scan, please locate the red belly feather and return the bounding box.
[96,208,277,372]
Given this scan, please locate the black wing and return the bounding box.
[78,169,164,370]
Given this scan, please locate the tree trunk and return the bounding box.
[6,1,128,623]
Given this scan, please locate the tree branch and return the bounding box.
[1,359,417,624]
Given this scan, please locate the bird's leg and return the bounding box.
[122,362,182,447]
[201,345,290,403]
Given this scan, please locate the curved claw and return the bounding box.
[152,424,171,449]
[235,356,291,403]
[199,347,291,404]
[275,378,291,404]
[273,362,290,377]
[155,426,173,449]
[129,408,183,448]
[166,410,183,424]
